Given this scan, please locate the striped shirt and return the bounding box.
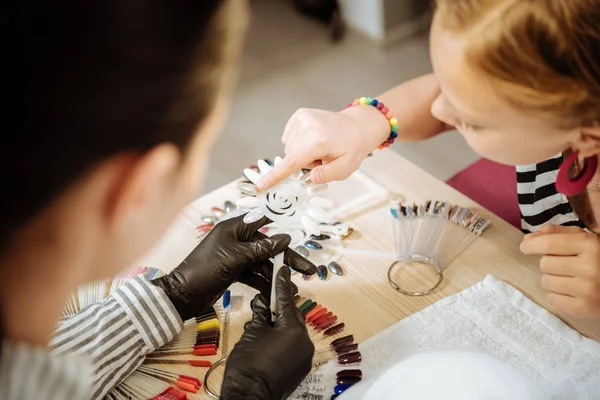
[517,153,587,233]
[0,276,183,400]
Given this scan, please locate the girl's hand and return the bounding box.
[520,225,600,317]
[256,106,390,190]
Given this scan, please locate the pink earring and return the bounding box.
[555,151,598,196]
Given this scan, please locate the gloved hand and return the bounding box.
[221,267,314,400]
[152,215,316,321]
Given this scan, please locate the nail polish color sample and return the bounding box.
[195,224,214,233]
[305,240,323,250]
[295,297,307,308]
[317,265,328,280]
[336,369,363,378]
[331,335,354,347]
[327,262,344,276]
[323,323,345,336]
[192,348,218,356]
[337,376,362,385]
[298,299,313,313]
[197,328,220,338]
[334,384,352,395]
[338,351,362,365]
[294,246,310,257]
[316,315,337,330]
[224,201,236,212]
[201,215,218,224]
[301,302,318,316]
[307,308,328,324]
[237,182,258,196]
[334,343,358,354]
[211,207,226,217]
[311,311,333,327]
[196,336,219,344]
[310,234,331,241]
[305,305,323,321]
[194,344,217,351]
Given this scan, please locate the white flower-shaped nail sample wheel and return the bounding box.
[234,157,352,267]
[237,157,334,236]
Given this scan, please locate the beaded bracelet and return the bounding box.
[345,97,398,149]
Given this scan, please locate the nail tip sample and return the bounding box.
[294,246,310,258]
[317,265,328,280]
[327,261,344,276]
[305,240,323,250]
[338,351,362,365]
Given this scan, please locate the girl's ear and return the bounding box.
[572,125,600,158]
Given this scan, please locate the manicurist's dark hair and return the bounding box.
[0,0,247,348]
[1,0,246,252]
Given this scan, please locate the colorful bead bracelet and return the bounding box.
[345,97,398,149]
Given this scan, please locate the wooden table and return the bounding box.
[137,150,600,399]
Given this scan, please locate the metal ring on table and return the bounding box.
[387,255,444,296]
[204,356,228,399]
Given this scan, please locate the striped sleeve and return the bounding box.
[51,276,184,400]
[516,154,586,233]
[1,340,93,400]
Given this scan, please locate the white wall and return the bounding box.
[339,0,385,41]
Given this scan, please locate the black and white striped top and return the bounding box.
[0,276,183,400]
[517,153,587,233]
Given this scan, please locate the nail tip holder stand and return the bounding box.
[387,199,490,297]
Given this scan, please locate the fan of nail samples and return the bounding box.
[111,308,222,399]
[390,200,491,270]
[294,295,363,399]
[65,268,222,399]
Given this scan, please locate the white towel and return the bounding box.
[290,275,600,399]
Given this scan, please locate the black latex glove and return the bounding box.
[152,215,316,321]
[221,267,314,400]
